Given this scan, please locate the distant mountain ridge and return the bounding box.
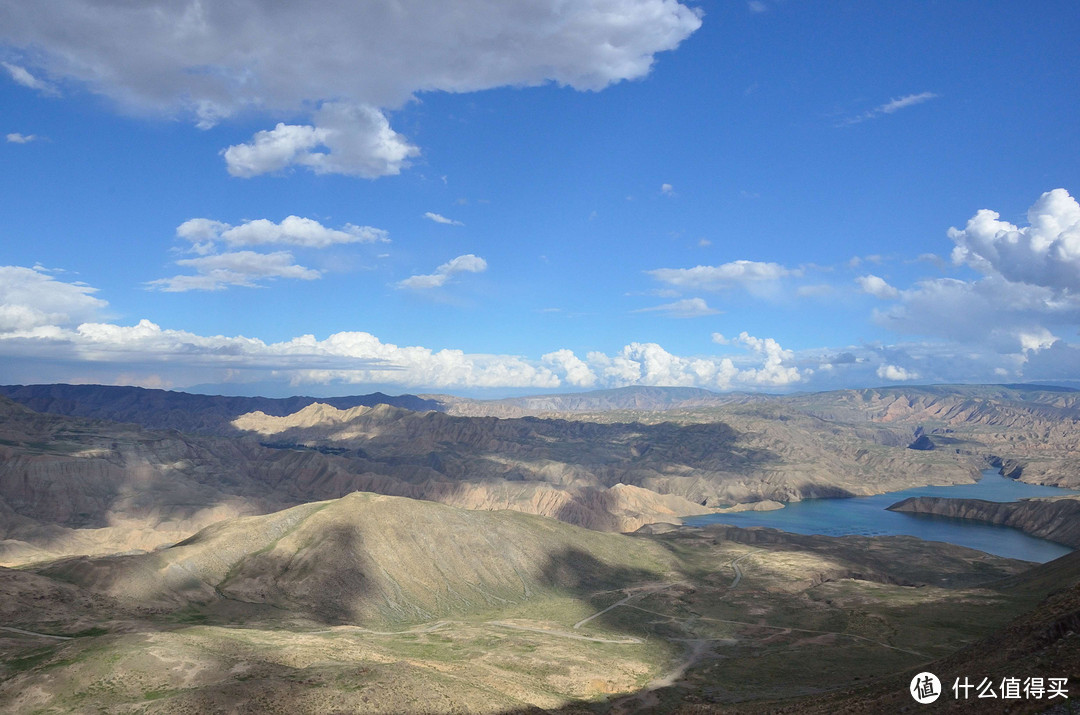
[0,383,443,435]
[435,385,754,417]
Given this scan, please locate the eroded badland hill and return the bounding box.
[1,383,1078,712]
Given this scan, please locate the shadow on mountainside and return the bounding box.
[9,526,1078,713]
[0,383,443,435]
[58,545,685,712]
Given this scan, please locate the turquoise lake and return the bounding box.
[682,469,1078,563]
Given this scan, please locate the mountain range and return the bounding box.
[2,382,1079,711]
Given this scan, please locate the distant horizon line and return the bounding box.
[2,380,1078,403]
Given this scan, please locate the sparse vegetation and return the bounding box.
[2,385,1078,712]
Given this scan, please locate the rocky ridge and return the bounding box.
[888,495,1080,548]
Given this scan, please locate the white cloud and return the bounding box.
[722,331,802,386]
[581,333,803,389]
[424,212,464,226]
[156,216,387,290]
[842,91,939,125]
[146,251,321,292]
[542,349,598,388]
[3,265,1076,392]
[876,364,919,381]
[748,1,767,13]
[874,190,1080,356]
[2,1,701,173]
[856,274,899,299]
[397,254,488,290]
[949,188,1080,292]
[1,61,58,96]
[222,104,419,178]
[5,132,37,143]
[634,297,721,318]
[1017,328,1057,353]
[0,267,809,391]
[648,260,797,291]
[177,215,388,253]
[874,274,1080,353]
[660,183,675,196]
[0,265,107,332]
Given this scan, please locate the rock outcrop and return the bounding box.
[888,495,1080,548]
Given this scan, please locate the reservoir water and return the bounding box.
[682,469,1078,563]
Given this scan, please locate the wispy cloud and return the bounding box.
[148,215,385,291]
[397,254,487,289]
[177,215,388,254]
[424,212,464,226]
[6,132,38,144]
[2,62,59,96]
[146,251,321,292]
[841,91,939,125]
[648,260,798,290]
[633,297,720,318]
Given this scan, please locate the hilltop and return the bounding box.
[0,383,441,435]
[1,493,1058,713]
[6,381,1080,568]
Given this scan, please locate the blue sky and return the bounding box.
[1,0,1078,396]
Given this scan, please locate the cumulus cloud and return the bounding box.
[875,190,1080,356]
[397,254,488,290]
[633,297,721,317]
[648,260,797,291]
[6,132,37,143]
[949,188,1080,292]
[542,349,598,388]
[0,267,813,391]
[424,212,464,226]
[578,333,804,389]
[856,274,899,299]
[842,91,939,125]
[660,183,675,196]
[1,61,58,95]
[874,275,1079,353]
[2,1,701,173]
[146,251,320,292]
[176,215,388,253]
[153,215,387,290]
[876,364,919,381]
[713,331,802,386]
[222,104,420,178]
[0,265,107,332]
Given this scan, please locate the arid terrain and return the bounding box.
[1,383,1078,712]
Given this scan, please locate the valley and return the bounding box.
[1,383,1078,712]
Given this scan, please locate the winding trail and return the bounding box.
[596,561,755,715]
[309,621,450,636]
[693,616,927,658]
[573,583,675,631]
[728,552,753,589]
[487,621,642,644]
[0,626,73,641]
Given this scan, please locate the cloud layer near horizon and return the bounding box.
[2,190,1078,394]
[0,264,816,391]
